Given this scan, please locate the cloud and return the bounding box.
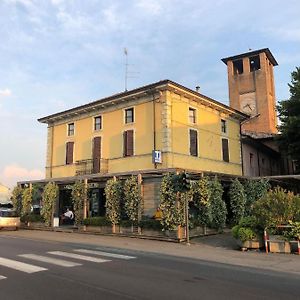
[0,89,12,98]
[0,164,44,188]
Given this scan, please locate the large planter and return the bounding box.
[236,238,264,250]
[269,240,291,253]
[289,240,300,254]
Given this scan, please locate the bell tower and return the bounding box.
[222,48,278,134]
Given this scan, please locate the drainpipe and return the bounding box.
[152,91,162,169]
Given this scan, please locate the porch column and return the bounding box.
[83,178,88,220]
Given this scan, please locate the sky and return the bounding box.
[0,0,300,189]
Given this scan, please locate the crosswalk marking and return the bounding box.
[47,251,111,263]
[74,249,136,260]
[18,254,82,267]
[0,257,47,274]
[0,275,7,280]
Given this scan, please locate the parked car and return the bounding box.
[0,209,20,230]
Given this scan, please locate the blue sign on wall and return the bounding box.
[152,150,162,164]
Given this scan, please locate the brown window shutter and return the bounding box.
[190,129,198,156]
[93,137,101,173]
[66,142,74,165]
[123,130,134,156]
[222,138,229,162]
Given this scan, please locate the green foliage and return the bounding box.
[123,176,142,224]
[209,177,227,230]
[277,67,300,172]
[191,177,212,226]
[105,179,122,225]
[229,178,246,225]
[83,216,111,226]
[159,174,184,230]
[244,179,270,215]
[11,186,23,215]
[21,213,44,223]
[139,217,163,231]
[252,187,300,229]
[21,187,32,217]
[71,181,86,226]
[41,182,58,226]
[231,216,260,242]
[285,221,300,240]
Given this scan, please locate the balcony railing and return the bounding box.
[75,159,108,176]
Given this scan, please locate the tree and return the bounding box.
[71,181,86,226]
[124,176,142,225]
[229,178,246,225]
[41,182,59,226]
[277,67,300,173]
[209,177,227,230]
[105,178,122,226]
[11,186,23,215]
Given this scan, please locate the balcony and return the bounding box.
[75,159,108,176]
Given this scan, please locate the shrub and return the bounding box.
[231,216,260,242]
[71,181,86,226]
[21,213,44,223]
[11,186,23,215]
[237,227,257,242]
[252,187,299,228]
[83,216,111,226]
[139,218,163,231]
[21,187,32,217]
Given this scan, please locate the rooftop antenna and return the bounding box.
[124,47,128,91]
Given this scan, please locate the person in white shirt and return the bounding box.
[61,208,74,224]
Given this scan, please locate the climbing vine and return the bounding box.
[21,187,32,216]
[105,178,122,225]
[41,182,59,226]
[11,186,23,215]
[229,178,246,225]
[124,176,142,224]
[159,174,184,230]
[71,181,86,226]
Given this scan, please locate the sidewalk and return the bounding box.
[1,229,299,276]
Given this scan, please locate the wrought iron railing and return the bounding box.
[75,159,108,176]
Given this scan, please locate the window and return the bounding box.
[66,142,74,165]
[233,59,243,74]
[189,108,196,124]
[94,116,102,131]
[249,55,260,72]
[67,123,74,136]
[123,130,134,157]
[189,129,198,157]
[222,138,229,162]
[221,119,227,133]
[250,153,254,167]
[125,108,134,124]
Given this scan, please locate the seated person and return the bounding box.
[60,208,74,224]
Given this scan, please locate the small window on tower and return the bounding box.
[233,59,243,75]
[249,55,260,72]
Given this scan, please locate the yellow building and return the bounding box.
[39,80,247,179]
[0,183,10,203]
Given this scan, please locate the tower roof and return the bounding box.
[221,48,278,66]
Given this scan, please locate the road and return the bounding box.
[0,231,299,300]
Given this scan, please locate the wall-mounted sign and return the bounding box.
[152,150,162,164]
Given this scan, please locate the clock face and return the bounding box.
[240,98,257,115]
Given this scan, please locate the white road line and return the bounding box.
[0,257,47,274]
[0,275,7,280]
[75,249,136,260]
[47,251,111,263]
[18,254,82,267]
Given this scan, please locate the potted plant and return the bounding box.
[232,216,263,250]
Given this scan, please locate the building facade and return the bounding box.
[39,80,246,180]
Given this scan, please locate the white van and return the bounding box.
[0,209,20,230]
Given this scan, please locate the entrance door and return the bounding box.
[92,137,101,174]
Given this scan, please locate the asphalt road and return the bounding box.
[0,233,299,300]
